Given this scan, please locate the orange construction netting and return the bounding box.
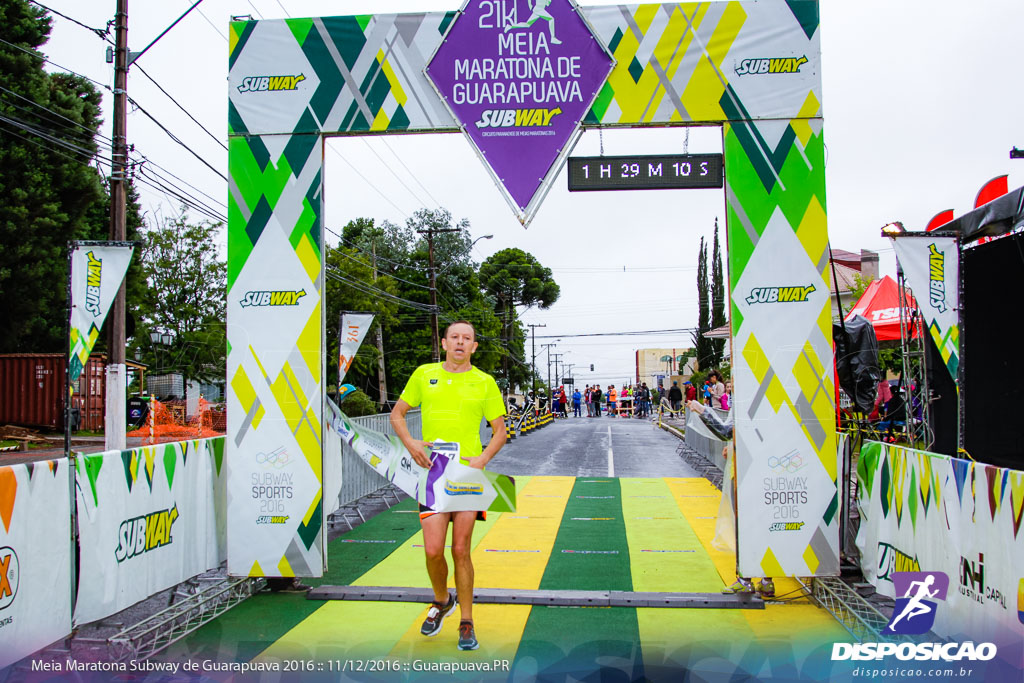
[127,397,226,444]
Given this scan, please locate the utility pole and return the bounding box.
[527,324,545,411]
[371,243,388,410]
[417,225,461,362]
[105,0,129,451]
[552,352,563,389]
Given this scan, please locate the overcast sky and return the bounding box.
[35,0,1024,388]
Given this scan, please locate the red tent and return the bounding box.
[845,275,921,341]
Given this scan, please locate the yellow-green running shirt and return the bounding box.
[398,363,506,458]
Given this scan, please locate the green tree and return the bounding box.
[843,272,875,317]
[135,210,225,383]
[479,247,560,391]
[0,0,108,351]
[710,219,726,368]
[692,236,713,371]
[325,218,400,404]
[337,211,505,403]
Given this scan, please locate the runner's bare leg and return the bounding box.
[421,512,452,603]
[451,510,477,621]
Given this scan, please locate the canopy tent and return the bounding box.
[844,275,920,341]
[933,185,1024,243]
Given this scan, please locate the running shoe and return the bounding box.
[458,621,479,650]
[420,593,456,637]
[721,577,755,594]
[758,578,776,598]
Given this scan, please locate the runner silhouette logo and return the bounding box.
[885,571,949,635]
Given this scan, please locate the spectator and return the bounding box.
[584,385,592,417]
[572,387,582,417]
[668,381,683,412]
[685,380,696,402]
[593,385,603,417]
[719,380,731,410]
[710,371,726,406]
[607,385,617,417]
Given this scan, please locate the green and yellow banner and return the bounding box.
[68,243,134,384]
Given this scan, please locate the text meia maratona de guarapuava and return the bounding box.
[452,34,584,106]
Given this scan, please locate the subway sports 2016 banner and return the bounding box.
[0,460,71,670]
[228,1,830,576]
[68,243,134,383]
[891,236,960,382]
[326,399,516,513]
[856,442,1024,671]
[75,438,227,625]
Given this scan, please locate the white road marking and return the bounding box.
[607,425,614,477]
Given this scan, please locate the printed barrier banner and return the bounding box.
[74,438,227,625]
[856,441,1024,663]
[69,244,134,384]
[891,236,960,382]
[0,460,71,670]
[338,313,373,389]
[326,400,515,512]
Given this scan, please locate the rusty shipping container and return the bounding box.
[0,353,107,431]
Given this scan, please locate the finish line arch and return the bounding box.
[225,0,836,582]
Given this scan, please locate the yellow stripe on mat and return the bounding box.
[622,477,753,666]
[666,477,847,650]
[253,476,576,664]
[387,476,575,664]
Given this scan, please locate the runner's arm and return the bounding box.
[466,415,506,469]
[389,399,433,468]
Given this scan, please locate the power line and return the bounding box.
[126,95,227,181]
[0,36,109,91]
[326,144,410,219]
[134,64,227,151]
[359,137,431,209]
[28,1,111,41]
[0,84,112,144]
[536,328,696,339]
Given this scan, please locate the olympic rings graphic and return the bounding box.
[767,451,805,473]
[256,446,290,469]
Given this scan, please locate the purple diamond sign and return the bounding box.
[426,0,613,226]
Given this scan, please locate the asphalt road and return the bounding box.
[487,414,700,478]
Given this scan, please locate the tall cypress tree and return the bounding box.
[710,218,726,367]
[692,235,712,371]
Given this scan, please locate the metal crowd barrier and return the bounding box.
[683,407,730,471]
[336,409,421,509]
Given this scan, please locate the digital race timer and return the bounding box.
[567,154,724,191]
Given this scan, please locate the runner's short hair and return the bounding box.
[443,320,476,340]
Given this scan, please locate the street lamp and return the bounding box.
[150,331,172,372]
[471,234,494,249]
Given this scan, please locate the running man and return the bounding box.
[887,575,939,631]
[389,321,507,651]
[504,0,562,45]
